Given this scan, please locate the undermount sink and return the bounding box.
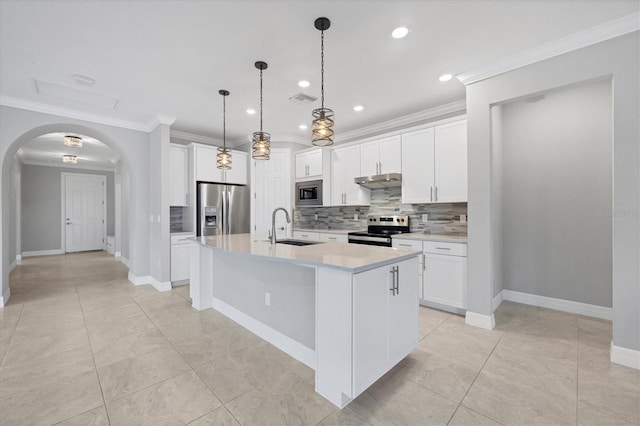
[276,239,323,246]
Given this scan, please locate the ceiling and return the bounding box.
[18,133,118,170]
[1,0,637,145]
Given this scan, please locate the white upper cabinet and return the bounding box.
[195,145,224,183]
[169,145,189,206]
[402,128,435,204]
[401,120,467,204]
[225,150,248,185]
[331,145,370,206]
[295,149,323,180]
[360,136,401,176]
[194,144,248,185]
[434,121,467,203]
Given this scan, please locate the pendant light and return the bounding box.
[217,89,232,170]
[62,154,78,164]
[252,61,271,160]
[311,17,334,147]
[64,135,83,147]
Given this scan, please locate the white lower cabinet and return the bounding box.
[292,231,320,241]
[393,238,467,311]
[352,258,418,396]
[318,233,348,243]
[171,233,194,283]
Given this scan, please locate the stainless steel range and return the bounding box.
[348,215,410,247]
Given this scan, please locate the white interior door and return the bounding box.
[64,174,105,252]
[252,149,291,240]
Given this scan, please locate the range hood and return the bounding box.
[354,173,402,189]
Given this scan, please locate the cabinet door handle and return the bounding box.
[422,253,426,271]
[395,266,400,295]
[435,186,438,201]
[430,186,433,202]
[389,267,396,295]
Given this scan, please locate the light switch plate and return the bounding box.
[314,214,318,221]
[354,213,359,220]
[460,214,467,223]
[150,215,154,223]
[422,214,428,222]
[265,292,271,306]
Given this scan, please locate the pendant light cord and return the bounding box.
[260,68,263,132]
[222,94,226,149]
[320,30,325,109]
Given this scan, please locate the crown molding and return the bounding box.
[149,114,177,128]
[457,12,640,85]
[170,129,225,146]
[20,159,115,172]
[335,99,466,143]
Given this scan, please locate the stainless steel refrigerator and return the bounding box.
[197,182,250,236]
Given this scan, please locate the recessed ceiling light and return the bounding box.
[298,80,310,88]
[439,74,453,82]
[353,105,364,112]
[72,74,95,86]
[246,109,256,115]
[391,27,409,39]
[299,124,308,130]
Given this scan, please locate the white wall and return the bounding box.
[148,123,171,285]
[500,79,612,307]
[0,106,151,302]
[8,158,20,267]
[466,33,639,352]
[490,105,503,301]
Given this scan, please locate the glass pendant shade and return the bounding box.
[62,154,78,164]
[64,135,83,147]
[252,61,271,160]
[311,107,334,146]
[312,17,334,147]
[217,89,232,170]
[252,131,271,160]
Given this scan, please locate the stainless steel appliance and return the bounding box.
[197,182,250,236]
[348,215,410,247]
[295,179,323,206]
[354,173,402,189]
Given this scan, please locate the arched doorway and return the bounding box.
[1,122,137,306]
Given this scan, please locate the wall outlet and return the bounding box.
[157,215,161,223]
[314,214,318,221]
[265,292,271,306]
[422,214,429,222]
[460,214,467,224]
[150,215,154,223]
[353,213,359,220]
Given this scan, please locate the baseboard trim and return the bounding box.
[212,297,316,369]
[465,311,496,330]
[501,289,612,320]
[492,290,504,311]
[114,251,121,258]
[127,272,150,286]
[610,342,640,370]
[0,287,10,307]
[150,277,171,292]
[21,249,64,257]
[119,256,129,267]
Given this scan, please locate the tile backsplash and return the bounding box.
[294,187,467,235]
[170,207,184,232]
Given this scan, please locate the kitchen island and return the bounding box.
[190,234,420,408]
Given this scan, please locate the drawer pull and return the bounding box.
[328,237,337,240]
[435,247,451,250]
[399,244,412,247]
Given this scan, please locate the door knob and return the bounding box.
[279,226,285,231]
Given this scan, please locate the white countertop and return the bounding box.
[391,233,468,243]
[193,233,420,273]
[293,228,363,235]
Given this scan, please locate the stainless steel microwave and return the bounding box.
[296,179,323,206]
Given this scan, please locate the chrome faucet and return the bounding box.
[271,207,291,244]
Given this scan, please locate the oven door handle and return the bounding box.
[348,235,392,244]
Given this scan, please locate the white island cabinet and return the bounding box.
[190,234,420,408]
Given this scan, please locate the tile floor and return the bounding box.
[0,252,638,426]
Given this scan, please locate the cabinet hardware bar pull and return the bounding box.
[395,266,400,295]
[389,267,396,295]
[422,253,426,271]
[435,186,438,201]
[435,247,451,250]
[430,186,433,202]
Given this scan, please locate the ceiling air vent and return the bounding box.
[289,92,318,105]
